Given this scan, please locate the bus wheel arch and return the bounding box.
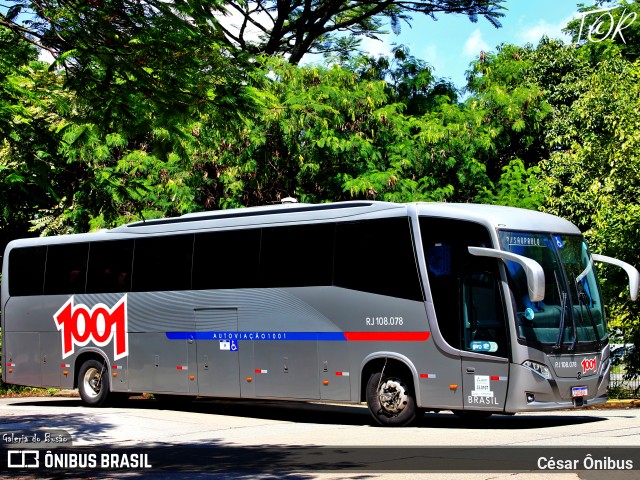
[74,352,111,407]
[361,356,423,427]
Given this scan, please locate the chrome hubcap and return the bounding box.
[378,378,408,414]
[83,367,102,399]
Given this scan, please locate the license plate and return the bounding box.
[572,386,588,397]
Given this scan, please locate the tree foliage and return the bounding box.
[216,0,505,63]
[193,51,544,209]
[1,1,506,66]
[0,29,68,245]
[0,1,251,114]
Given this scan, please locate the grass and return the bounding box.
[0,384,60,397]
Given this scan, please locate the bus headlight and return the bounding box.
[522,360,553,380]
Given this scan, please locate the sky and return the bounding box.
[354,0,587,89]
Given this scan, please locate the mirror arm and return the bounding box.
[592,254,640,301]
[469,246,546,302]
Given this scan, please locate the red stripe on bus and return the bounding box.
[343,332,430,342]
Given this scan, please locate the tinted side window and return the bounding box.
[420,217,507,356]
[260,224,334,288]
[132,235,193,292]
[8,246,47,296]
[334,218,423,301]
[193,229,260,290]
[44,243,89,295]
[86,240,134,293]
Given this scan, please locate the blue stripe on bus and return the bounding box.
[165,331,347,341]
[165,331,431,342]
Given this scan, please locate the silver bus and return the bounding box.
[2,201,638,426]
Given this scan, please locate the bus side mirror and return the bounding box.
[592,254,640,301]
[468,246,545,303]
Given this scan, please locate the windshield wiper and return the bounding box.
[554,291,568,351]
[552,269,574,351]
[569,292,578,352]
[576,282,602,350]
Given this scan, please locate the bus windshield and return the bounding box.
[499,231,606,352]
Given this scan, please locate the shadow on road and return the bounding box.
[0,410,114,445]
[2,397,632,480]
[8,395,610,431]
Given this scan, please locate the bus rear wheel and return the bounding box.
[366,371,420,426]
[78,359,110,407]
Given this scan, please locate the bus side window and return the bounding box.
[425,243,460,349]
[420,217,505,354]
[334,219,423,301]
[44,244,89,295]
[8,246,47,296]
[462,265,508,357]
[132,235,194,292]
[86,240,134,293]
[260,224,334,288]
[193,229,260,290]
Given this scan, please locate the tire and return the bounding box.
[366,370,420,427]
[78,359,111,407]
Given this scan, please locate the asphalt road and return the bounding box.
[1,395,639,479]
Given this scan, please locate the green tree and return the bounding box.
[1,1,258,235]
[2,1,506,65]
[215,0,505,64]
[349,45,457,116]
[0,1,249,114]
[197,53,546,208]
[0,28,69,246]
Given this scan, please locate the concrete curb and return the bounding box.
[53,389,80,398]
[591,399,640,409]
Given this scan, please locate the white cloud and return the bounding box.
[38,49,54,64]
[421,43,444,74]
[299,35,394,66]
[517,14,576,45]
[360,36,395,59]
[463,29,490,58]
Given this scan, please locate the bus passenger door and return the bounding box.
[194,308,240,397]
[460,264,509,411]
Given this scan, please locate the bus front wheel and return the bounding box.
[366,371,420,426]
[78,359,111,407]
